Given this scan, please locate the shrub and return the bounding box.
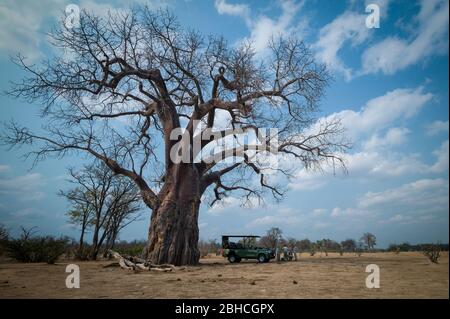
[422,244,441,264]
[0,224,9,255]
[75,245,92,260]
[114,240,147,257]
[6,235,70,264]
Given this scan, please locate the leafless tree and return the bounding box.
[341,238,356,252]
[65,205,92,258]
[3,8,349,265]
[422,244,441,263]
[360,232,377,251]
[0,224,8,242]
[60,162,141,259]
[259,227,283,249]
[103,193,142,255]
[19,226,38,241]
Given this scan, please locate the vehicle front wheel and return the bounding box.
[228,255,237,263]
[258,254,267,263]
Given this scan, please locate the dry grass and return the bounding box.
[0,252,448,299]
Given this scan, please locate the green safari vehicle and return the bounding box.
[221,235,275,263]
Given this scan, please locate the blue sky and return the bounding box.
[0,0,448,248]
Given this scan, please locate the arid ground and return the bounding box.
[0,252,448,298]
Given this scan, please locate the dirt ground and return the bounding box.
[0,252,448,299]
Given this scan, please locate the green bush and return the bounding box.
[422,243,441,263]
[74,244,92,261]
[6,235,70,264]
[114,240,147,257]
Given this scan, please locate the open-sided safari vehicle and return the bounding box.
[221,235,275,263]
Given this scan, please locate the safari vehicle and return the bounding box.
[221,235,275,263]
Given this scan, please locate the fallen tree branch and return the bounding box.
[108,250,185,272]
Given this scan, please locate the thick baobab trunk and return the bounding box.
[145,165,201,266]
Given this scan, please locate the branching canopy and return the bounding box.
[3,8,349,211]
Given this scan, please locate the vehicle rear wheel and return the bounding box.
[228,254,237,263]
[258,254,267,263]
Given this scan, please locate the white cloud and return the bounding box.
[0,165,10,173]
[0,172,47,201]
[345,151,428,178]
[359,178,448,210]
[247,210,302,228]
[330,206,368,218]
[215,0,306,53]
[314,10,369,80]
[361,0,449,75]
[207,195,261,215]
[289,168,328,190]
[313,0,448,79]
[247,0,305,53]
[312,87,433,141]
[288,87,443,190]
[342,87,432,137]
[313,221,330,229]
[198,222,208,229]
[290,136,447,190]
[312,208,327,216]
[429,140,449,173]
[0,0,169,62]
[426,120,449,136]
[0,0,66,61]
[363,127,410,151]
[379,214,415,225]
[327,178,448,227]
[11,207,44,218]
[357,137,444,178]
[214,0,250,24]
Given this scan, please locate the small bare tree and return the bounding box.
[341,238,356,252]
[422,244,441,264]
[103,193,142,255]
[360,232,377,251]
[259,227,283,250]
[60,162,141,259]
[61,184,94,258]
[296,238,311,253]
[3,8,348,265]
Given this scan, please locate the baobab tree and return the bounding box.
[3,8,348,265]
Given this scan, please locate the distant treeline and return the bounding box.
[387,242,449,252]
[198,238,450,256]
[197,227,449,256]
[0,224,448,263]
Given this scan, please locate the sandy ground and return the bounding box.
[0,252,448,299]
